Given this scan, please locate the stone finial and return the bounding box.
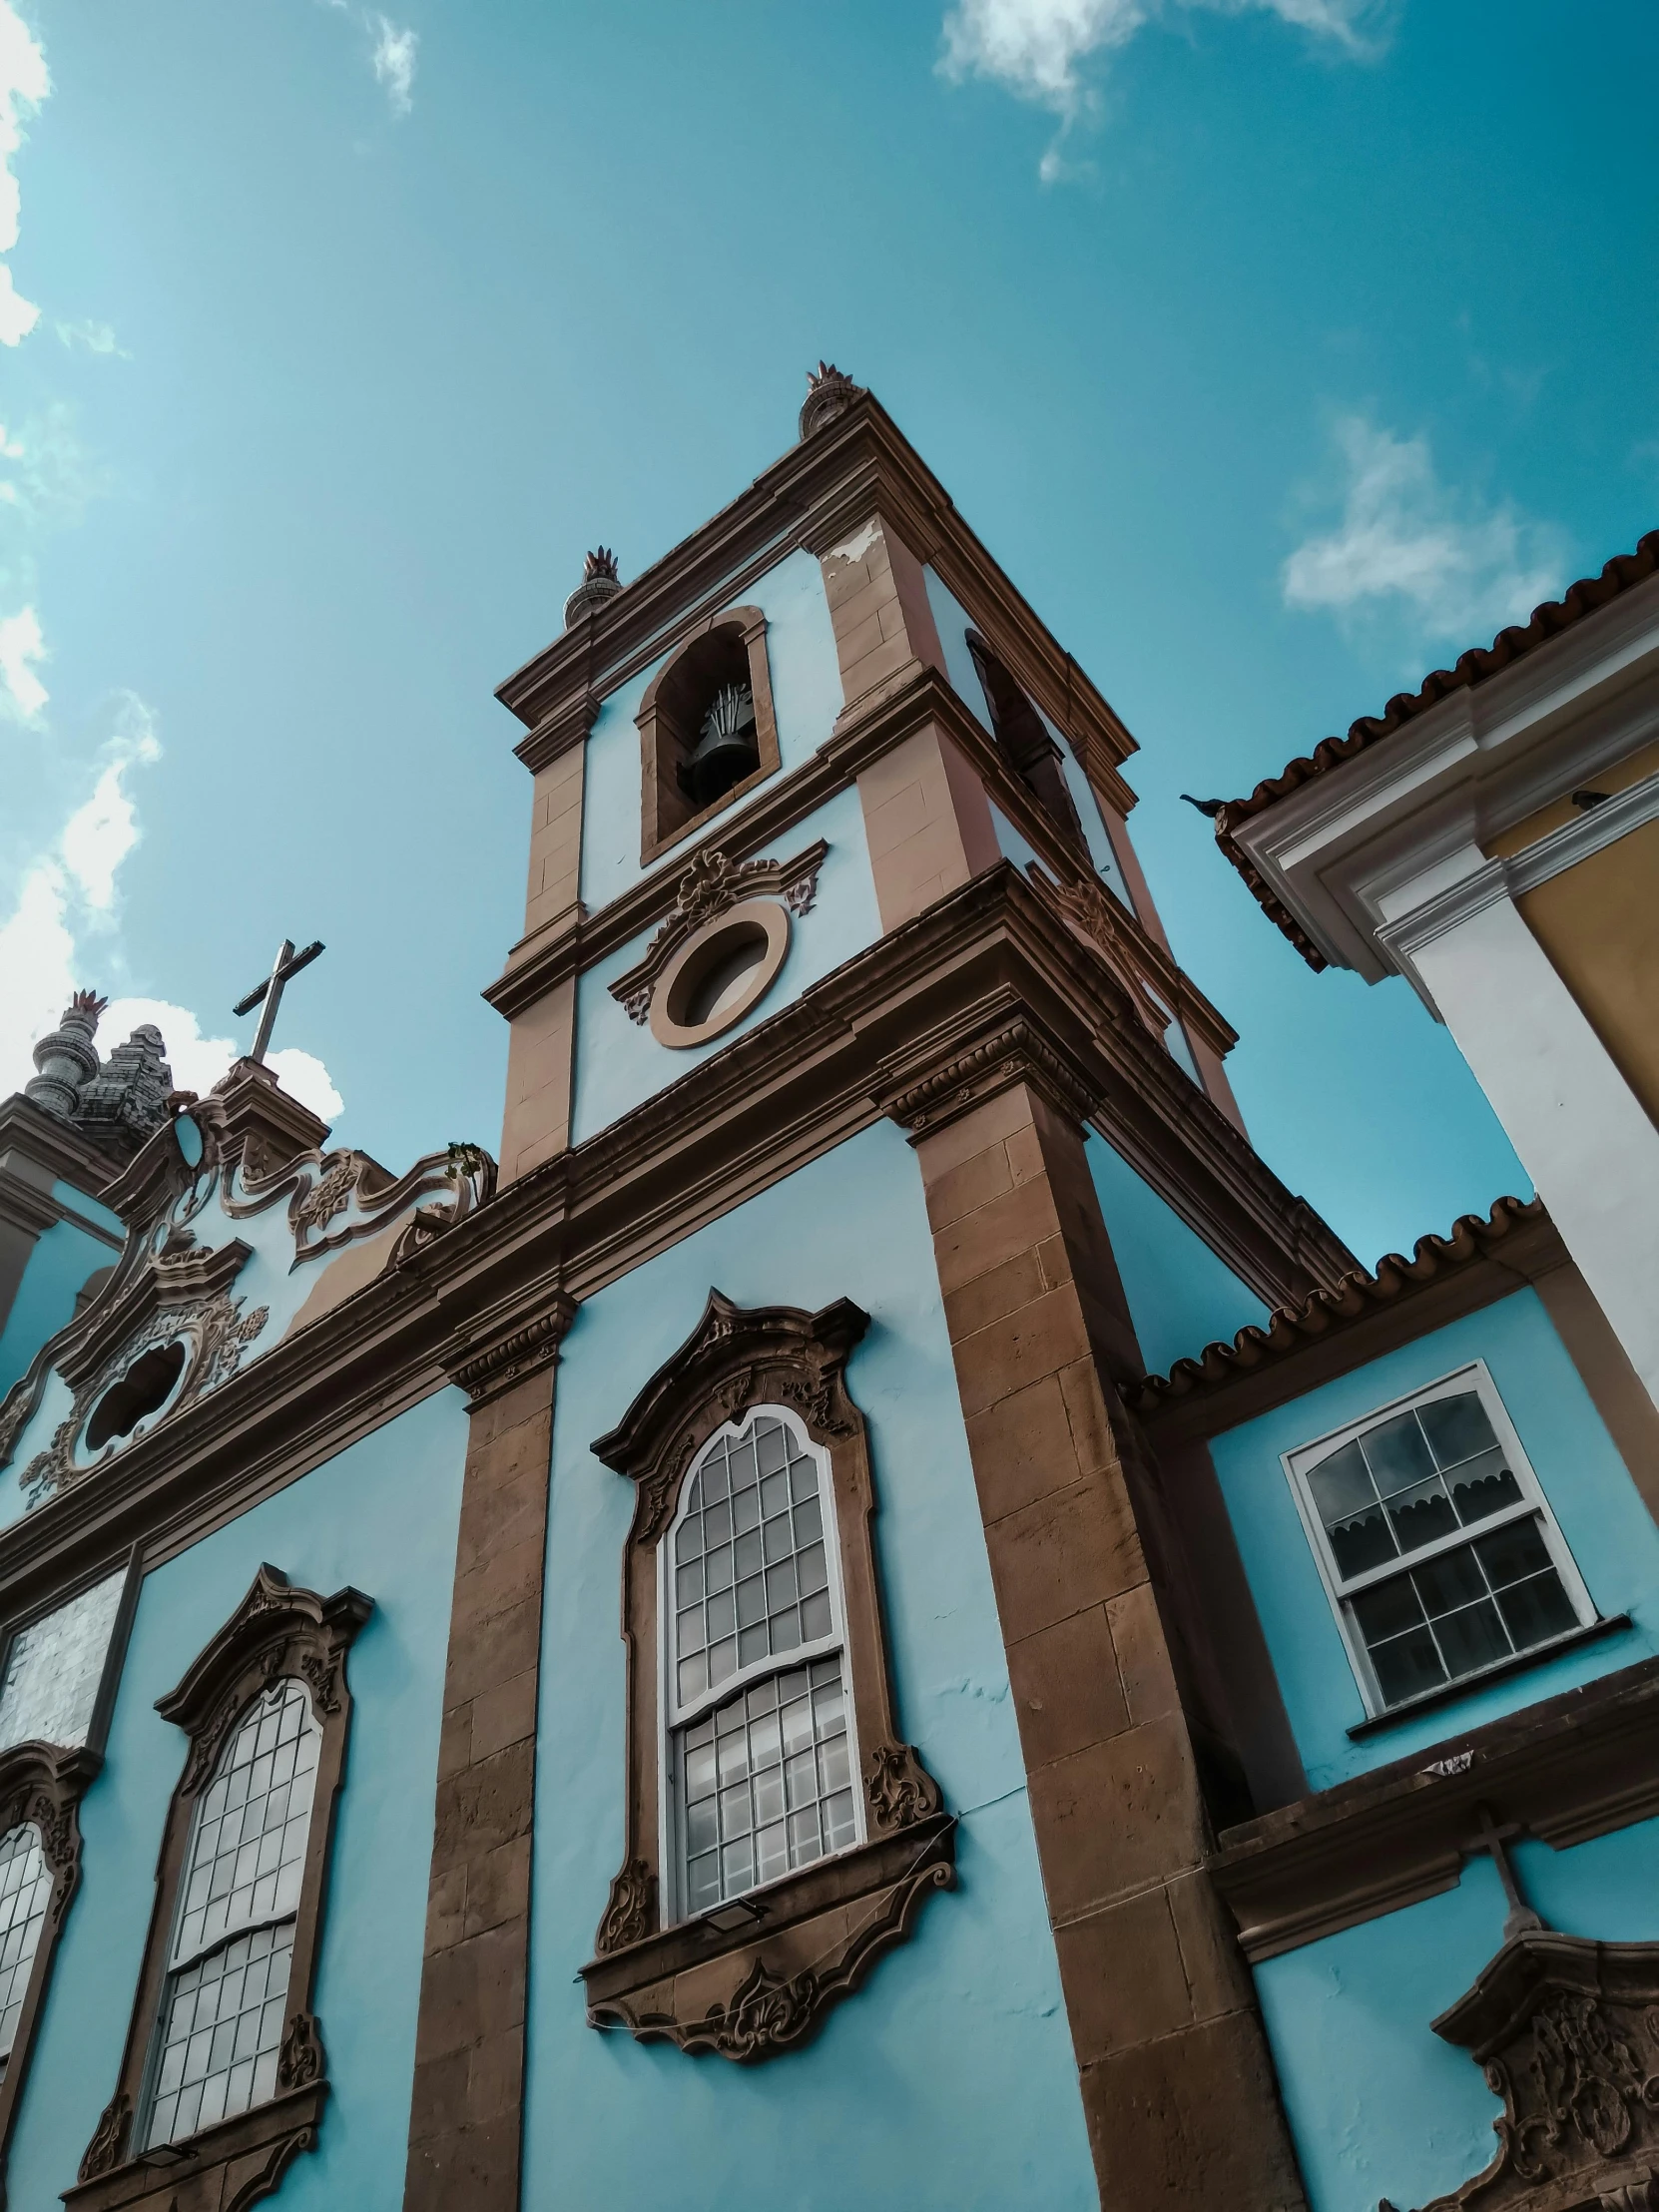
[564,546,624,629]
[25,992,107,1119]
[799,362,864,441]
[75,1024,175,1151]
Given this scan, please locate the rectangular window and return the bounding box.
[1283,1362,1596,1718]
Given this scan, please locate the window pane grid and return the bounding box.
[671,1415,834,1719]
[0,1825,50,2062]
[146,1921,291,2149]
[173,1679,319,1968]
[677,1656,856,1917]
[1306,1389,1526,1584]
[1352,1517,1580,1708]
[144,1679,320,2150]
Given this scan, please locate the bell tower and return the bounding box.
[458,365,1354,2208]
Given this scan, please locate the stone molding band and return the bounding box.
[0,865,1357,1665]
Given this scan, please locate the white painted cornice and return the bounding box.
[1377,765,1659,1011]
[1231,569,1659,983]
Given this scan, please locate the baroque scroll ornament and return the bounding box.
[1381,1933,1659,2212]
[21,1290,269,1509]
[864,1741,943,1832]
[594,1859,653,1954]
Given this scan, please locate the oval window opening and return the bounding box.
[86,1341,188,1452]
[672,923,771,1031]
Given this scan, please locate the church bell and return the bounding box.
[683,681,760,808]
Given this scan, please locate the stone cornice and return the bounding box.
[0,864,1354,1619]
[0,1097,120,1205]
[486,663,1231,1059]
[0,1168,122,1252]
[1212,1656,1659,1961]
[493,393,1138,806]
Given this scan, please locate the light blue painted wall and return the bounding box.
[1084,1129,1270,1377]
[1258,1815,1659,2212]
[0,1216,115,1401]
[988,797,1042,872]
[1207,1288,1659,1791]
[570,783,882,1144]
[920,564,1133,902]
[526,1120,1097,2212]
[6,1387,469,2211]
[922,566,991,738]
[579,549,846,912]
[52,1180,124,1242]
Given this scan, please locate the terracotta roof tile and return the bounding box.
[1214,529,1659,966]
[1123,1194,1545,1418]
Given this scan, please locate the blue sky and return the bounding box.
[0,0,1653,1276]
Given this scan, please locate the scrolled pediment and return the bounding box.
[590,1289,868,1543]
[1382,1933,1659,2212]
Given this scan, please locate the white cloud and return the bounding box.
[54,318,126,357]
[940,0,1382,150]
[98,1000,344,1124]
[0,702,344,1123]
[0,1,47,345]
[0,856,76,1089]
[0,404,103,526]
[59,700,161,908]
[370,16,417,114]
[266,1047,343,1122]
[0,602,45,717]
[1282,414,1568,645]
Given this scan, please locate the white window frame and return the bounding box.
[1281,1359,1597,1721]
[138,1678,321,2151]
[657,1404,863,1924]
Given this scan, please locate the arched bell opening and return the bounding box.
[638,609,781,864]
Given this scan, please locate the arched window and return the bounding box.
[664,1409,859,1918]
[583,1293,952,2063]
[0,1825,52,2072]
[142,1679,321,2149]
[74,1567,370,2210]
[964,630,1087,851]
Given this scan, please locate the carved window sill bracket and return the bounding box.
[581,1814,954,2061]
[63,2080,326,2212]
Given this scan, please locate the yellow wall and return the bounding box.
[1515,818,1659,1128]
[1479,738,1659,1130]
[1484,735,1659,858]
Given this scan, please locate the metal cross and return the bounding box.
[1471,1804,1546,1942]
[233,938,325,1065]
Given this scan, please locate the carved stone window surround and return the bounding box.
[607,840,827,1045]
[0,1740,101,2189]
[67,1565,370,2212]
[638,606,783,867]
[581,1291,953,2059]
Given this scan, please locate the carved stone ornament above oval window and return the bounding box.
[609,840,827,1051]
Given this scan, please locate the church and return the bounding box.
[0,365,1654,2212]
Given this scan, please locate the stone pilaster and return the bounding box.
[818,513,1000,931]
[404,1306,570,2212]
[909,1079,1306,2208]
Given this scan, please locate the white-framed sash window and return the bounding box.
[1283,1361,1596,1718]
[660,1406,861,1921]
[142,1679,320,2149]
